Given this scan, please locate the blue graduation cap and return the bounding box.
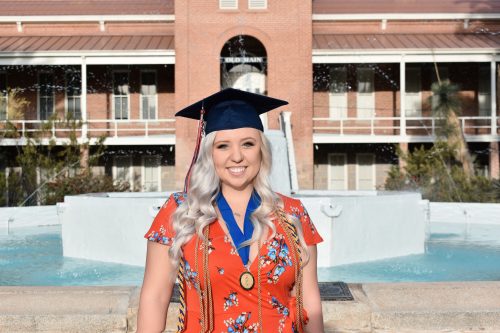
[175,88,288,191]
[175,88,288,134]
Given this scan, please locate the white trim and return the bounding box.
[0,15,174,23]
[355,153,376,190]
[141,155,162,192]
[491,59,498,136]
[313,133,500,144]
[313,52,500,64]
[220,0,238,10]
[0,53,175,66]
[37,71,55,121]
[112,70,130,121]
[312,13,500,21]
[327,153,348,190]
[0,135,177,146]
[140,69,158,120]
[400,59,406,135]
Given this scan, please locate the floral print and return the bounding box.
[224,312,258,333]
[269,294,290,333]
[183,259,199,290]
[144,192,323,332]
[223,291,239,311]
[260,234,293,284]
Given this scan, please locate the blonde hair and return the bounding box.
[169,130,309,271]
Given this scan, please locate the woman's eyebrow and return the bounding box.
[214,137,257,144]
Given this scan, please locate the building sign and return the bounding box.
[221,57,265,64]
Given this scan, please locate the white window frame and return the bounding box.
[355,153,376,190]
[140,70,158,120]
[327,153,348,190]
[0,71,7,120]
[356,67,375,118]
[478,65,491,117]
[37,71,55,120]
[141,155,162,192]
[112,156,133,188]
[329,66,348,119]
[112,70,130,120]
[405,66,422,117]
[248,0,267,9]
[220,0,238,9]
[64,70,82,119]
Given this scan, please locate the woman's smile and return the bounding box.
[212,127,262,192]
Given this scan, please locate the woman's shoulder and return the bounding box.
[169,191,187,206]
[274,192,302,210]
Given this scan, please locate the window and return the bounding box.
[248,0,266,9]
[113,156,133,188]
[65,71,81,119]
[38,72,55,120]
[356,153,375,190]
[329,66,348,119]
[142,155,161,192]
[405,67,422,117]
[478,65,491,117]
[328,153,347,190]
[0,72,6,120]
[141,71,157,120]
[356,67,375,118]
[113,71,129,120]
[220,0,237,9]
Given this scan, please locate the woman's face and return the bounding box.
[212,127,262,192]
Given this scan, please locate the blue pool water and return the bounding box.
[1,223,500,285]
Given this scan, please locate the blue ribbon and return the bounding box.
[216,191,261,265]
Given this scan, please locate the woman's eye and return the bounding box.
[216,144,228,149]
[243,141,255,148]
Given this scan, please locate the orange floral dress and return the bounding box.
[144,192,323,333]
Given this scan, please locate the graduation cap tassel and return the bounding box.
[183,107,206,193]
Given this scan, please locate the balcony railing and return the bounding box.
[0,118,176,140]
[312,116,500,136]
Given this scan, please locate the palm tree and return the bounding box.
[430,65,475,180]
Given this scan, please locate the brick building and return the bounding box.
[0,0,499,194]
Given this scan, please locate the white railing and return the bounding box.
[313,116,499,136]
[0,118,175,140]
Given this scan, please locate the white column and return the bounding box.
[491,59,497,136]
[400,57,407,136]
[81,56,88,140]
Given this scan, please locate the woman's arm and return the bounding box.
[137,240,177,333]
[303,245,324,333]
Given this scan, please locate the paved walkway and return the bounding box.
[1,282,500,332]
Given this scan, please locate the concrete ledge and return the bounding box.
[1,282,500,333]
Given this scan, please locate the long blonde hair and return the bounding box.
[169,130,309,269]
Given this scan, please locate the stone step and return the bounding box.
[0,286,135,333]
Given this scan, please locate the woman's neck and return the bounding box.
[221,184,254,217]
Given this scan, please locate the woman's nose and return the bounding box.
[230,146,243,162]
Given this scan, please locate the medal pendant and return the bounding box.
[239,271,255,290]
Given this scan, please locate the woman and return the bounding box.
[138,88,324,333]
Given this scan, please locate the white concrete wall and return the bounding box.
[59,193,168,266]
[0,205,59,234]
[430,202,500,225]
[297,192,426,267]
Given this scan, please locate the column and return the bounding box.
[400,57,407,137]
[490,141,499,179]
[399,142,408,172]
[491,59,497,136]
[81,56,88,140]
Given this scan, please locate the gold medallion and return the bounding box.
[239,271,255,290]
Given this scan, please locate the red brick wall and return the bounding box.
[174,0,314,189]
